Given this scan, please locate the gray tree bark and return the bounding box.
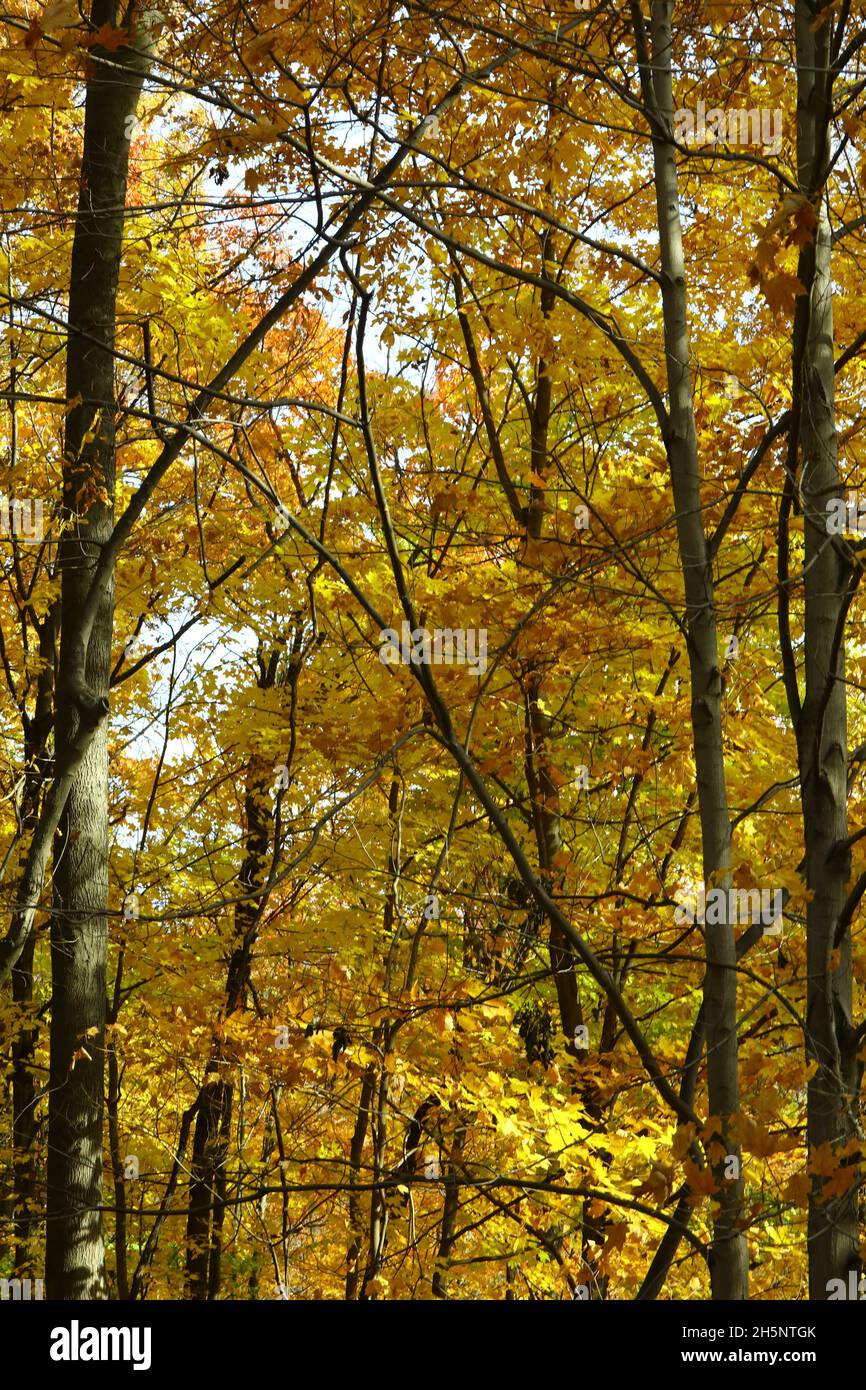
[633,0,748,1298]
[45,0,159,1300]
[792,0,859,1300]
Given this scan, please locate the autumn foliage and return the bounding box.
[0,0,865,1303]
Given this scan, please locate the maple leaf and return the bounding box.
[808,1141,838,1177]
[700,1114,724,1142]
[730,1113,780,1158]
[672,1122,697,1161]
[821,1165,859,1201]
[602,1221,628,1255]
[760,271,807,320]
[244,31,278,61]
[788,202,818,249]
[41,0,81,30]
[748,233,781,278]
[90,23,129,50]
[683,1159,717,1196]
[24,18,44,49]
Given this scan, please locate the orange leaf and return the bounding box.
[683,1159,717,1196]
[761,271,807,320]
[821,1166,859,1201]
[92,22,129,49]
[783,1172,810,1208]
[808,1141,837,1177]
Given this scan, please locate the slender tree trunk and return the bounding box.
[524,673,581,1044]
[11,931,38,1275]
[186,747,275,1298]
[636,0,748,1298]
[432,1122,465,1298]
[45,0,158,1300]
[358,774,403,1300]
[793,1,859,1300]
[345,1064,376,1299]
[106,952,129,1299]
[186,1068,233,1299]
[11,613,55,1274]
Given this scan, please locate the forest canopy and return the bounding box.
[0,0,865,1306]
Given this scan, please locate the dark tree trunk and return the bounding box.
[186,746,275,1298]
[11,608,55,1273]
[793,0,859,1299]
[45,0,158,1300]
[634,0,748,1297]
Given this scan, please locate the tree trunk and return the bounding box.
[186,746,275,1298]
[106,952,129,1298]
[793,0,859,1299]
[432,1122,465,1298]
[524,673,582,1045]
[45,0,158,1300]
[638,0,748,1298]
[10,618,53,1273]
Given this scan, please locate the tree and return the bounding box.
[3,0,866,1305]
